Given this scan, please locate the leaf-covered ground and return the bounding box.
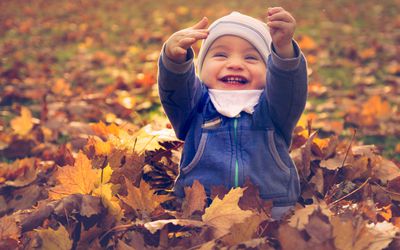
[1,0,400,249]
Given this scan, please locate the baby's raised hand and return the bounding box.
[165,17,209,64]
[267,7,296,58]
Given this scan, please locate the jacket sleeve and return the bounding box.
[157,44,204,140]
[266,40,308,146]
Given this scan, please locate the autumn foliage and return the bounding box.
[1,0,400,249]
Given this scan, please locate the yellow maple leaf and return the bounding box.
[91,136,113,156]
[10,106,34,136]
[49,151,100,200]
[36,225,72,250]
[202,187,253,238]
[119,178,171,216]
[93,182,124,220]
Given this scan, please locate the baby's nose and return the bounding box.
[226,59,244,70]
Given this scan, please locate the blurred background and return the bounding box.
[0,0,399,161]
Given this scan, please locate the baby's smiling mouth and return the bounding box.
[220,75,248,84]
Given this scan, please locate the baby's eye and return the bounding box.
[213,53,227,58]
[245,55,259,60]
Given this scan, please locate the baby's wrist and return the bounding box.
[274,41,295,59]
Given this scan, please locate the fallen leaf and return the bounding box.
[367,221,399,250]
[202,187,253,238]
[331,216,373,250]
[221,212,266,246]
[49,151,100,199]
[10,106,34,136]
[371,156,400,183]
[278,223,308,250]
[0,215,20,241]
[182,180,207,218]
[289,203,332,230]
[93,182,123,220]
[36,225,73,250]
[144,219,205,234]
[119,178,171,217]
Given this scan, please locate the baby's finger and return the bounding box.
[267,7,284,16]
[267,20,292,31]
[191,17,209,30]
[187,30,209,40]
[173,46,187,56]
[267,11,294,23]
[178,37,196,49]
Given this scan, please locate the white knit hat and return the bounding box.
[197,11,272,73]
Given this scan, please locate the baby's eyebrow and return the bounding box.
[209,44,229,51]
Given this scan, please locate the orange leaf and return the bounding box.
[298,35,317,51]
[10,106,34,136]
[378,205,392,221]
[120,178,171,216]
[359,47,376,60]
[49,151,100,200]
[90,121,120,137]
[51,78,72,96]
[360,96,391,126]
[202,187,253,238]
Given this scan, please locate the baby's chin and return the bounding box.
[205,81,262,90]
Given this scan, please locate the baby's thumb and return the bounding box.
[192,17,208,29]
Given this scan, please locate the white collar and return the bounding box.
[208,89,263,118]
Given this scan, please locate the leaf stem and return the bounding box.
[329,177,370,208]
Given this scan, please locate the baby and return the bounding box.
[158,7,308,219]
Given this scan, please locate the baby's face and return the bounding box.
[200,35,266,90]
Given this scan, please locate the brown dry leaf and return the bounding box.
[36,225,73,250]
[49,151,100,200]
[202,187,253,238]
[182,180,207,218]
[144,219,205,234]
[304,211,333,245]
[221,212,267,246]
[10,106,34,136]
[343,156,371,181]
[331,216,373,250]
[120,178,171,216]
[310,168,324,194]
[278,223,308,250]
[1,158,38,187]
[289,203,332,230]
[0,215,20,241]
[371,156,400,184]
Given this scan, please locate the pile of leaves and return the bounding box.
[1,0,400,249]
[1,118,400,249]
